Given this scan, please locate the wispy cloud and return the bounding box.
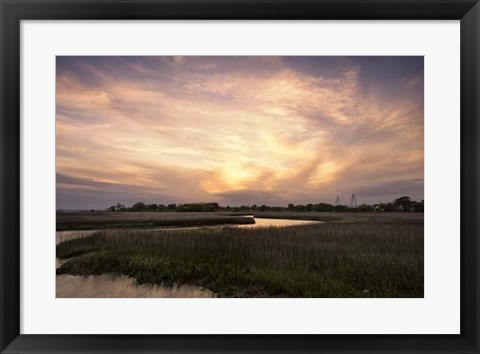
[56,56,424,209]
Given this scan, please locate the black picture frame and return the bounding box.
[1,0,479,353]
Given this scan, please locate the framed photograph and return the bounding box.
[1,0,479,353]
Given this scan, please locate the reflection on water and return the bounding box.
[56,230,97,245]
[56,274,214,298]
[56,258,67,268]
[55,218,322,243]
[55,231,215,298]
[239,218,321,228]
[56,217,321,298]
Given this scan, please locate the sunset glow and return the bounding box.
[56,56,424,209]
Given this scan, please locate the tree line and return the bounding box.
[107,196,423,213]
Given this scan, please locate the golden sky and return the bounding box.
[56,56,424,209]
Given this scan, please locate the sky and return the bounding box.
[56,56,424,210]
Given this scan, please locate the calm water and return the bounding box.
[55,217,321,298]
[239,217,321,228]
[56,230,97,245]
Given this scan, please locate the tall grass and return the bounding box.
[57,219,423,298]
[56,212,255,231]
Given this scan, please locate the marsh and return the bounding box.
[56,212,423,298]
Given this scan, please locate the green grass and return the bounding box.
[56,216,423,298]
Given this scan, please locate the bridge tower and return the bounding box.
[350,193,357,208]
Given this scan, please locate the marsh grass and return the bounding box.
[56,212,255,231]
[220,212,342,222]
[227,211,422,224]
[56,217,423,298]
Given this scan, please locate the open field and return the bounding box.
[56,211,255,231]
[56,214,423,297]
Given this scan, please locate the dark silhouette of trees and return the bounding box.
[156,204,167,212]
[393,196,412,212]
[411,200,424,212]
[314,203,334,212]
[131,202,146,211]
[145,203,158,211]
[334,204,348,212]
[106,196,424,213]
[175,202,220,212]
[357,204,373,212]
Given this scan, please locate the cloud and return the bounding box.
[56,56,424,209]
[213,190,289,207]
